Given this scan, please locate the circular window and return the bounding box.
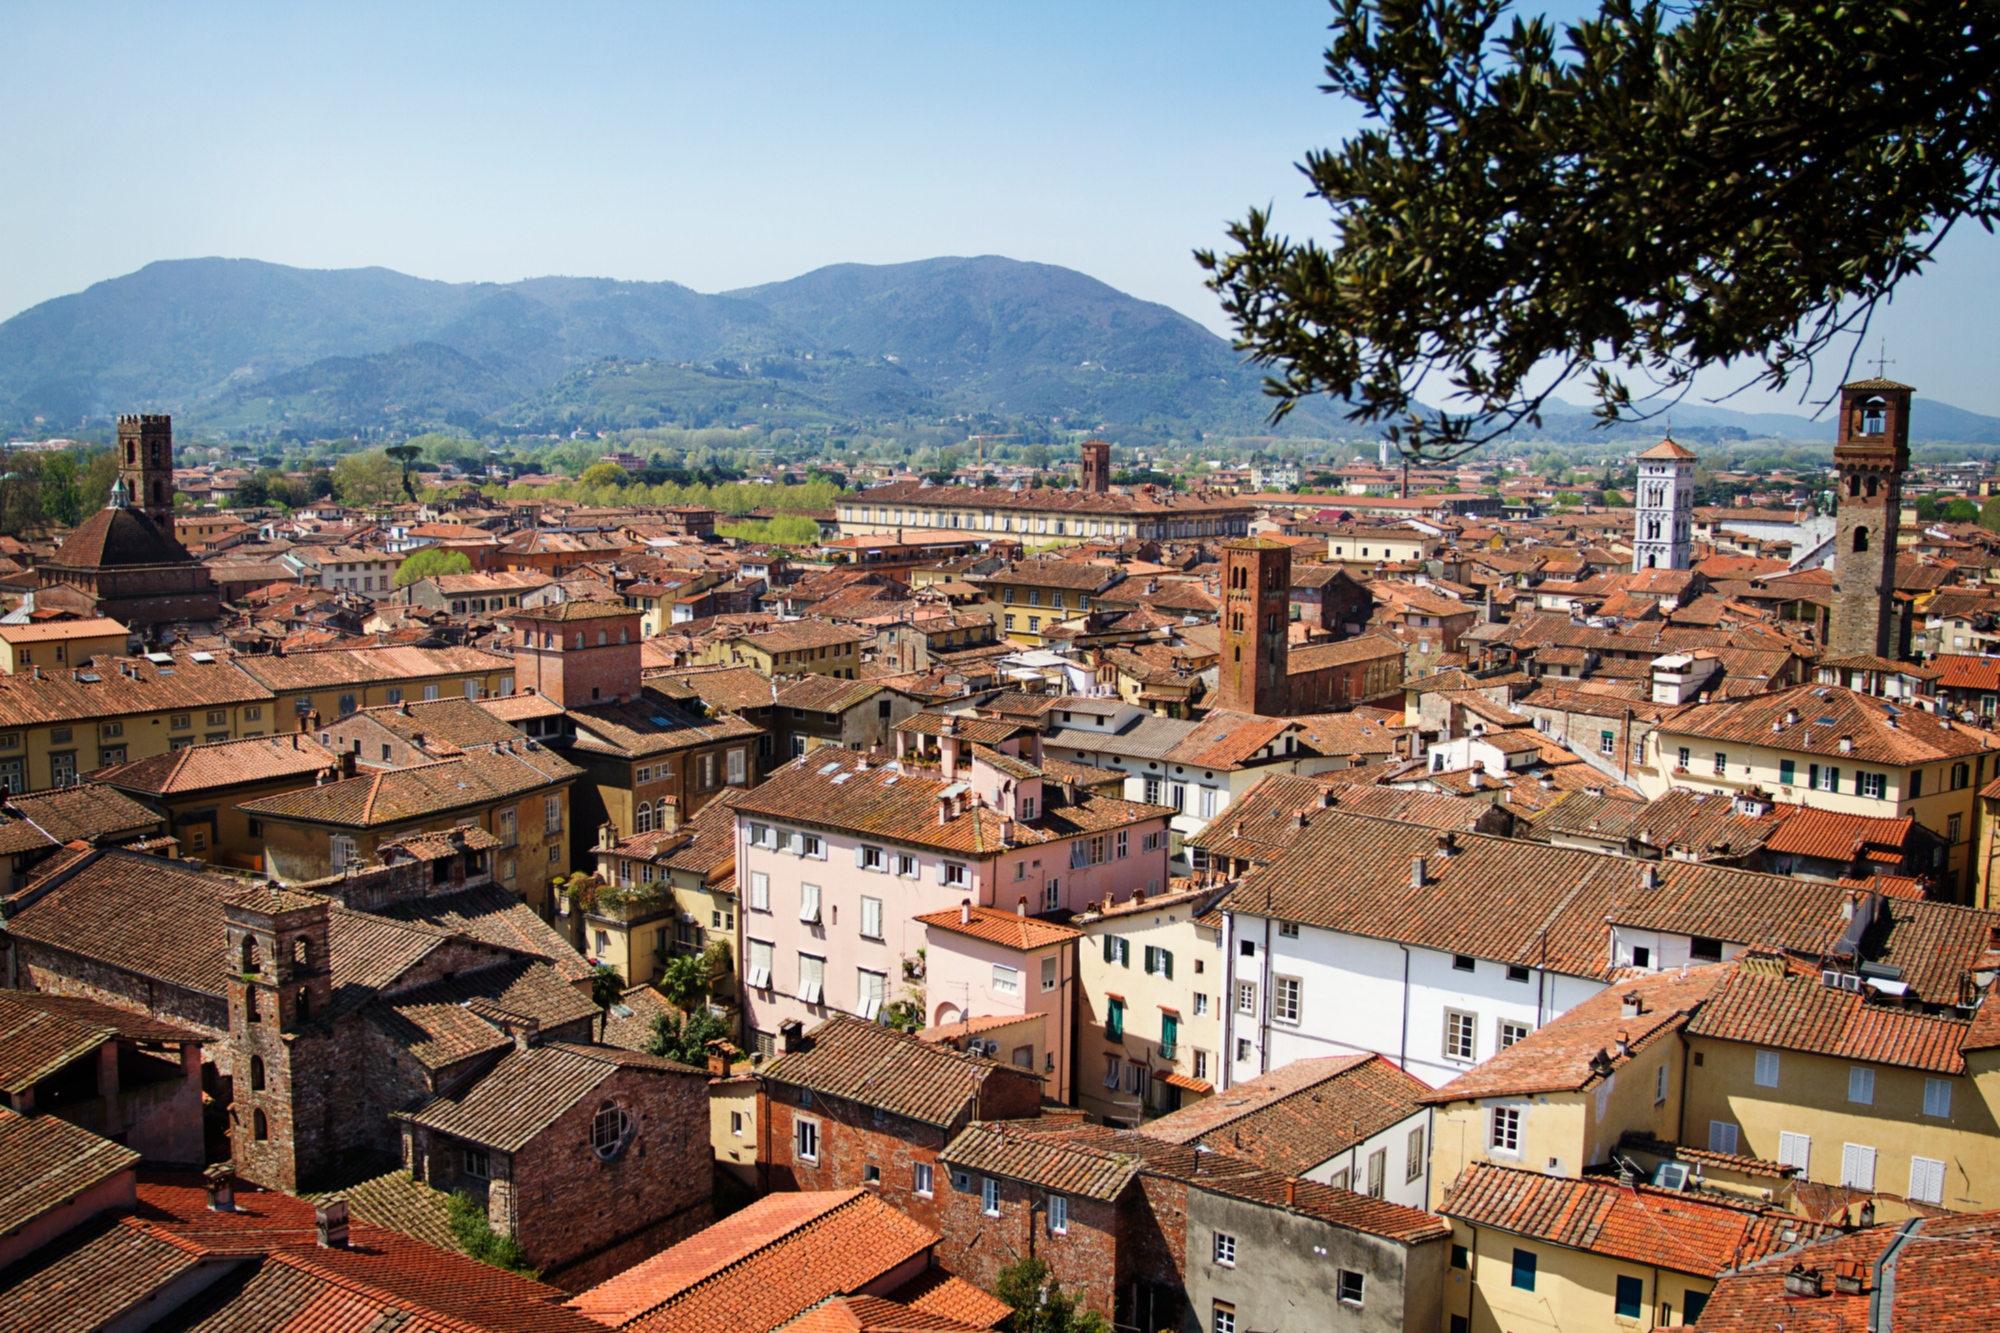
[591,1101,635,1159]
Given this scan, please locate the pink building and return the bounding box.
[728,734,1172,1102]
[912,903,1081,1103]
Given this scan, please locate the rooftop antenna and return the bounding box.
[1870,340,1895,379]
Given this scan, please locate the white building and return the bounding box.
[1630,437,1697,573]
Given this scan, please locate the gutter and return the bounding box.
[1869,1217,1922,1333]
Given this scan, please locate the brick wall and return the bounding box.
[933,1165,1126,1320]
[761,1086,957,1235]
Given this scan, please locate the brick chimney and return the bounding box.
[315,1196,350,1248]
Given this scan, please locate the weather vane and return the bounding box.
[1870,340,1895,379]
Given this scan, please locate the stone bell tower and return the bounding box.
[117,414,176,530]
[224,884,334,1191]
[1630,437,1696,572]
[1828,377,1913,659]
[1218,537,1292,716]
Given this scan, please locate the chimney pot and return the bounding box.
[1284,1179,1297,1206]
[1017,896,1028,916]
[315,1196,350,1248]
[1411,855,1428,888]
[203,1163,236,1212]
[961,899,971,924]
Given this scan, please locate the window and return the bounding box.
[1212,1302,1235,1333]
[592,1101,634,1159]
[1778,1132,1811,1172]
[1043,879,1060,913]
[993,964,1020,995]
[100,721,123,739]
[914,1162,934,1196]
[1041,955,1058,992]
[1953,761,1972,790]
[750,871,770,912]
[1708,1120,1739,1155]
[1235,1038,1251,1062]
[1911,769,1924,798]
[1677,746,1691,769]
[1848,1066,1875,1105]
[797,954,824,1004]
[1278,921,1300,939]
[858,969,886,1020]
[862,1163,881,1185]
[1337,1270,1364,1306]
[943,861,967,887]
[1860,771,1886,799]
[1754,1050,1781,1087]
[1511,1248,1537,1292]
[1925,1077,1953,1118]
[1689,936,1723,962]
[1840,1142,1877,1190]
[1213,1232,1237,1266]
[1143,831,1163,852]
[1236,981,1256,1017]
[1452,953,1475,972]
[981,1176,1000,1216]
[1272,976,1301,1024]
[170,713,190,730]
[1615,1275,1643,1320]
[1816,765,1840,792]
[1106,997,1124,1040]
[895,853,917,878]
[1366,1147,1386,1198]
[1499,1020,1530,1050]
[795,1117,819,1162]
[1506,963,1530,982]
[1144,946,1174,978]
[1655,1063,1669,1105]
[463,1146,490,1180]
[1193,992,1208,1017]
[1104,935,1130,968]
[729,1110,744,1137]
[330,835,358,870]
[1599,729,1616,756]
[1909,1156,1946,1206]
[1104,1054,1123,1088]
[544,795,563,833]
[1780,758,1796,785]
[423,684,440,701]
[799,883,822,923]
[1048,1193,1069,1234]
[1490,1106,1521,1154]
[1445,1010,1477,1061]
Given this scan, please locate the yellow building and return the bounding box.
[1072,882,1228,1124]
[231,645,520,727]
[971,559,1127,648]
[0,649,276,793]
[835,471,1253,547]
[586,790,742,994]
[89,733,343,872]
[1644,682,1996,899]
[241,745,580,913]
[0,618,131,674]
[693,622,863,678]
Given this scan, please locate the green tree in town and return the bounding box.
[1980,497,2000,535]
[644,1005,732,1067]
[333,450,408,507]
[393,547,473,587]
[993,1258,1111,1333]
[39,453,81,527]
[1199,0,2000,460]
[578,462,629,488]
[386,443,424,501]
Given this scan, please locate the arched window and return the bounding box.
[1866,476,1878,499]
[292,936,311,969]
[1647,554,1657,569]
[244,990,260,1024]
[295,987,310,1021]
[620,628,629,644]
[597,631,607,646]
[253,1108,269,1141]
[574,633,584,649]
[1849,475,1862,498]
[592,1101,634,1159]
[1862,398,1886,435]
[250,1056,266,1091]
[126,442,137,464]
[1854,527,1870,553]
[240,935,260,974]
[634,801,652,834]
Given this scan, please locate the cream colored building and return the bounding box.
[232,645,521,725]
[836,477,1253,548]
[0,618,131,675]
[1072,882,1228,1125]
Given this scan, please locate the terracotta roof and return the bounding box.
[90,733,340,795]
[886,1270,1012,1330]
[1531,787,1777,858]
[0,617,128,643]
[977,559,1125,593]
[1762,803,1916,860]
[916,904,1082,952]
[399,1040,702,1146]
[349,697,527,752]
[47,504,190,570]
[6,781,162,843]
[1932,653,2000,693]
[238,747,580,828]
[1697,1211,2000,1332]
[779,1295,988,1333]
[232,644,516,694]
[1659,683,1994,765]
[569,691,765,760]
[938,1121,1142,1201]
[0,989,201,1045]
[896,713,1035,745]
[761,1015,1027,1127]
[1687,958,1971,1074]
[1138,1053,1428,1176]
[3,848,248,997]
[568,1190,938,1333]
[654,667,779,713]
[363,881,595,984]
[775,674,894,714]
[1440,1162,1825,1278]
[0,651,270,728]
[512,600,638,623]
[722,621,865,653]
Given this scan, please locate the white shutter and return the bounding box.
[935,861,946,884]
[1840,1143,1877,1190]
[799,883,821,923]
[1909,1156,1946,1206]
[1708,1121,1739,1155]
[855,845,866,868]
[1778,1132,1811,1173]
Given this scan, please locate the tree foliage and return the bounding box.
[393,547,473,587]
[445,1189,538,1275]
[1199,0,2000,460]
[332,450,408,507]
[644,1005,732,1067]
[993,1258,1111,1333]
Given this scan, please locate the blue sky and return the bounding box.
[4,1,1997,417]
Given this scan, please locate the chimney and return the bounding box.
[1017,896,1028,916]
[1621,995,1643,1019]
[339,749,357,779]
[315,1196,350,1249]
[960,898,972,924]
[204,1163,237,1212]
[1614,1029,1631,1058]
[1284,1179,1297,1206]
[1411,855,1428,888]
[1436,831,1458,858]
[1641,864,1661,891]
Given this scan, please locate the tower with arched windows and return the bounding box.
[1218,537,1292,716]
[223,883,333,1191]
[117,413,177,530]
[1630,437,1697,573]
[1829,377,1913,658]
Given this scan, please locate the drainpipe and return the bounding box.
[1397,943,1412,1071]
[1258,914,1274,1075]
[1675,1034,1692,1149]
[1219,910,1235,1092]
[1462,1221,1479,1333]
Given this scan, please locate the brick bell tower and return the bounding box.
[117,413,177,530]
[1218,537,1292,716]
[512,600,643,708]
[1079,439,1111,494]
[224,884,334,1192]
[1828,377,1913,658]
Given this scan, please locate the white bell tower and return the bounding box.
[1631,437,1697,572]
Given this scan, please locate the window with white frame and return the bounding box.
[544,795,563,833]
[860,845,885,871]
[1445,1010,1477,1061]
[1754,1050,1781,1087]
[914,1162,934,1196]
[1709,1121,1740,1155]
[1848,1066,1875,1105]
[1193,993,1208,1016]
[1213,1232,1237,1266]
[794,1116,819,1162]
[1490,1106,1522,1154]
[747,940,772,988]
[943,862,967,887]
[858,969,886,1020]
[1337,1270,1364,1307]
[1213,1302,1235,1333]
[1278,921,1300,938]
[1048,1193,1068,1234]
[981,1177,1000,1216]
[1236,981,1257,1017]
[1778,1132,1811,1172]
[727,749,746,784]
[1041,956,1057,991]
[1499,1020,1530,1050]
[1103,1055,1122,1088]
[1655,1063,1669,1106]
[859,896,883,939]
[750,871,770,911]
[1043,879,1060,912]
[992,964,1020,995]
[330,835,358,870]
[799,883,822,923]
[798,954,825,1004]
[1860,771,1886,799]
[1407,1126,1426,1181]
[1909,1156,1946,1205]
[1924,1077,1953,1118]
[1272,976,1301,1024]
[1840,1142,1876,1190]
[894,852,918,877]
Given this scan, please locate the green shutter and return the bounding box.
[1144,946,1157,974]
[1162,1012,1178,1046]
[1161,949,1174,980]
[1779,759,1795,785]
[1104,935,1116,965]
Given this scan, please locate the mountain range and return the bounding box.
[4,256,1999,447]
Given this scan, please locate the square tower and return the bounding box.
[224,884,334,1191]
[1828,377,1913,658]
[117,414,177,530]
[1079,439,1112,494]
[512,600,644,708]
[1218,538,1292,716]
[1630,437,1697,572]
